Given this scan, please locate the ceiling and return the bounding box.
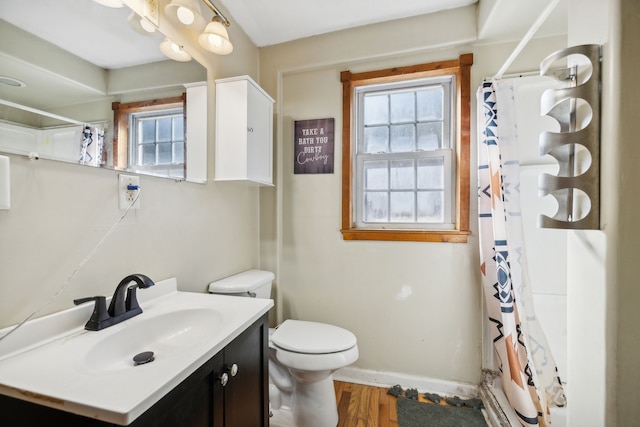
[215,0,479,47]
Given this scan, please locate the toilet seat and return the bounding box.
[271,320,357,354]
[274,344,359,372]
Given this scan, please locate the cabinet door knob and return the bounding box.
[229,363,239,377]
[247,127,254,133]
[219,372,229,386]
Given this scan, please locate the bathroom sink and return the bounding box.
[83,308,223,372]
[0,277,273,425]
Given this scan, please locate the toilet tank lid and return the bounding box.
[208,269,275,293]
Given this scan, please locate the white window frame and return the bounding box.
[353,76,456,230]
[128,107,185,176]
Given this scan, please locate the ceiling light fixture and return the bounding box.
[198,0,233,55]
[165,0,206,29]
[159,38,193,62]
[128,12,156,35]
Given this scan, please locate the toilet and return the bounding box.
[208,270,358,427]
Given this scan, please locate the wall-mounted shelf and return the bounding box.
[538,44,601,230]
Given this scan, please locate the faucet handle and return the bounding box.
[74,296,110,331]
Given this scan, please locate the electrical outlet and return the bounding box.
[119,174,140,210]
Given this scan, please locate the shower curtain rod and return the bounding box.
[483,70,539,82]
[493,0,562,80]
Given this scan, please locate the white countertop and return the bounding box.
[0,278,273,425]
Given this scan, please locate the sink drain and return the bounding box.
[133,351,155,366]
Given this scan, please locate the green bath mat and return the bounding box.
[397,397,489,427]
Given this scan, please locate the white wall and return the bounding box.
[0,1,263,329]
[604,0,640,425]
[259,5,567,385]
[565,0,609,425]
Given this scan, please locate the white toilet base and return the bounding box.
[291,374,338,427]
[269,373,339,427]
[270,405,294,427]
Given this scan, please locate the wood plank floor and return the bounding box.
[335,380,442,427]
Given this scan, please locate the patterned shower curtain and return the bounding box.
[477,81,566,426]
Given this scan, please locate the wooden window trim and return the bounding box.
[340,54,473,243]
[112,95,186,170]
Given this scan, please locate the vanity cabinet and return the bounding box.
[214,76,275,186]
[0,314,269,427]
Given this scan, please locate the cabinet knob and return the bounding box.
[229,363,238,377]
[219,372,229,387]
[247,127,254,133]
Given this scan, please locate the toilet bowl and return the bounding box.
[209,270,359,427]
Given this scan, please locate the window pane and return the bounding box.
[390,159,415,190]
[140,144,156,165]
[417,122,443,150]
[140,120,156,143]
[173,142,185,163]
[364,94,388,125]
[363,126,389,153]
[364,192,388,222]
[390,192,415,222]
[417,158,444,189]
[172,117,184,141]
[157,143,172,165]
[417,87,443,121]
[363,160,388,190]
[157,118,172,142]
[390,92,415,123]
[390,124,415,153]
[417,191,444,222]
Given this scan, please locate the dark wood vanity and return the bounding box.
[0,314,269,427]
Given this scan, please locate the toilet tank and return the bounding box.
[208,269,274,298]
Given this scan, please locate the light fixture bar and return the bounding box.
[201,0,230,27]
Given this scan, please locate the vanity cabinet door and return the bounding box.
[220,313,269,426]
[129,357,216,427]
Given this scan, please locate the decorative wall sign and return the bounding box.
[294,118,334,174]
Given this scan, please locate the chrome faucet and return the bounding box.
[74,274,155,331]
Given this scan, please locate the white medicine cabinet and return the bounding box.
[214,76,275,186]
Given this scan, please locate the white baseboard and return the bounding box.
[333,367,479,398]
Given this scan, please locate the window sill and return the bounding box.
[340,228,470,243]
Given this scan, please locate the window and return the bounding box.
[129,109,184,176]
[112,95,186,179]
[341,54,472,242]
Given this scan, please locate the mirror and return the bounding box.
[0,0,207,181]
